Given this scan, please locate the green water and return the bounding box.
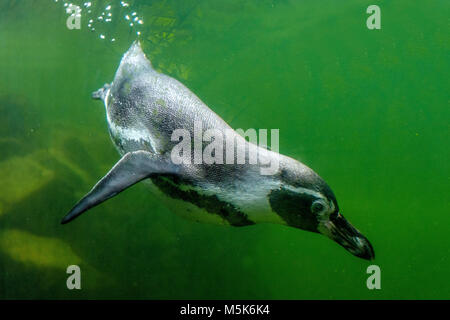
[0,0,448,299]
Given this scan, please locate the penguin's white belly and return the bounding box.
[143,178,285,226]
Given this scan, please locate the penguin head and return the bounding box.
[269,163,375,260]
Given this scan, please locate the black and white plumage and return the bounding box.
[62,42,374,260]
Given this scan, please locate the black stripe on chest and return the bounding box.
[151,176,255,227]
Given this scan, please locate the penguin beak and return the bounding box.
[322,213,375,260]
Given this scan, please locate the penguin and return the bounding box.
[61,41,375,260]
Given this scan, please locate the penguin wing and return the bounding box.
[61,150,180,224]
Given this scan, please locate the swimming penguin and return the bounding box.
[61,41,375,260]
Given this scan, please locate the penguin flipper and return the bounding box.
[61,150,179,224]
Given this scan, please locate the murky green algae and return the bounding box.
[0,229,82,268]
[0,153,54,216]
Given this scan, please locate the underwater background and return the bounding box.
[0,0,448,299]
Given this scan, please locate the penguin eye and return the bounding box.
[311,200,325,214]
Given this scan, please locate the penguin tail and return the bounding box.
[92,83,111,101]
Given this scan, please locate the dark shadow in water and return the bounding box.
[0,95,42,161]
